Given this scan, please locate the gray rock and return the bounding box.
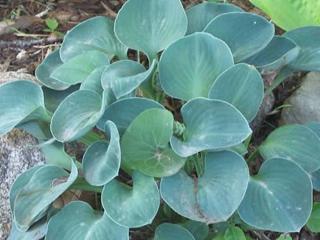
[281,72,320,124]
[0,72,44,240]
[0,71,37,85]
[0,130,44,240]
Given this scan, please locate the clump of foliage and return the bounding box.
[2,0,320,239]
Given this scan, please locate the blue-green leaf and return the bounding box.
[186,2,242,34]
[238,158,312,232]
[284,27,320,72]
[154,223,195,240]
[80,66,105,95]
[46,201,129,240]
[8,220,47,240]
[102,171,160,228]
[204,12,274,62]
[18,120,50,141]
[259,124,320,173]
[209,63,264,121]
[101,59,156,99]
[305,122,320,137]
[121,108,186,177]
[244,36,300,70]
[10,166,42,213]
[0,80,49,136]
[115,0,187,60]
[160,151,249,223]
[51,50,109,85]
[40,142,73,170]
[159,32,233,101]
[82,121,120,186]
[171,98,251,157]
[183,221,209,240]
[50,90,103,142]
[14,161,78,231]
[311,169,320,192]
[97,97,163,134]
[304,122,320,191]
[35,49,70,90]
[60,16,127,62]
[43,85,79,113]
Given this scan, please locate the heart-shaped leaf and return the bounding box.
[186,2,242,34]
[80,66,105,95]
[209,63,264,121]
[154,223,195,240]
[13,161,78,231]
[160,151,249,223]
[97,97,163,134]
[60,16,127,62]
[159,32,233,101]
[238,158,312,232]
[244,36,300,71]
[102,171,160,228]
[115,0,187,60]
[121,108,186,177]
[171,98,251,157]
[46,201,129,240]
[259,124,320,173]
[249,0,320,31]
[35,49,70,90]
[50,90,103,142]
[83,121,120,186]
[204,12,274,62]
[51,50,109,85]
[284,27,320,72]
[101,59,156,99]
[0,80,49,136]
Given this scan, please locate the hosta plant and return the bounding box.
[3,0,320,239]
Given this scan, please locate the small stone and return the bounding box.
[281,72,320,124]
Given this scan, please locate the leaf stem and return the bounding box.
[247,147,260,162]
[78,131,103,145]
[69,177,102,193]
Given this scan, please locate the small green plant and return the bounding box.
[2,0,320,239]
[45,18,59,32]
[44,18,63,37]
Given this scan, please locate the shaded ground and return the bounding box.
[0,0,319,240]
